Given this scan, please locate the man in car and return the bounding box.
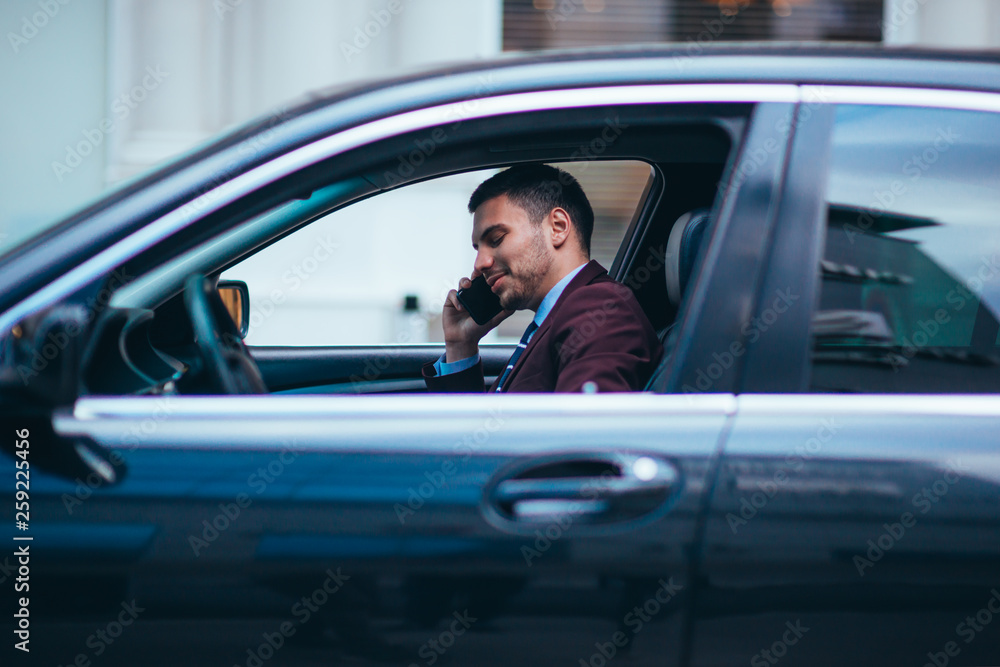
[422,164,662,392]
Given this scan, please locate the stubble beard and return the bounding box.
[498,227,550,311]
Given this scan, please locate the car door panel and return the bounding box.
[694,396,1000,667]
[253,345,515,393]
[26,393,734,666]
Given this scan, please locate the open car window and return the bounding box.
[221,160,653,346]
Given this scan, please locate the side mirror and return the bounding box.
[217,280,250,338]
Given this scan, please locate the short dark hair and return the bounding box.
[468,164,594,254]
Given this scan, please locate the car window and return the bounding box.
[809,104,1000,393]
[222,160,652,346]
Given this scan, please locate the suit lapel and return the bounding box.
[499,260,607,391]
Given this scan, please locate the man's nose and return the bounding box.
[474,249,493,274]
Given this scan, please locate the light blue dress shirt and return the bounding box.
[434,263,588,376]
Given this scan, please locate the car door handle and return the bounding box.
[488,454,680,525]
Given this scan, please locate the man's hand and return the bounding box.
[443,276,512,363]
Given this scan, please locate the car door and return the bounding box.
[23,390,727,667]
[692,90,1000,666]
[0,91,797,667]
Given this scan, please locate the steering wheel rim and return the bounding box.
[183,274,267,394]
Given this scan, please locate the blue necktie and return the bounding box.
[494,321,538,392]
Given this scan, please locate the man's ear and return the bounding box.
[547,207,573,248]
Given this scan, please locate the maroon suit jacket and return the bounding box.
[422,261,662,393]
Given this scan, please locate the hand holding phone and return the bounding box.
[456,274,504,325]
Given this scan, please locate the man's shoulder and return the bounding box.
[582,271,634,295]
[564,277,635,309]
[564,262,642,305]
[552,262,652,329]
[559,260,617,294]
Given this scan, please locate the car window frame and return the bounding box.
[658,102,799,396]
[737,101,836,393]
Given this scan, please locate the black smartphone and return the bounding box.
[456,275,504,325]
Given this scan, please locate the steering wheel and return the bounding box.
[183,274,268,394]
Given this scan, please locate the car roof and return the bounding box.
[304,42,1000,106]
[3,42,999,315]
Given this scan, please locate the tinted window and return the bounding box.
[810,105,1000,393]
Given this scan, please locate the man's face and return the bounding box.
[472,195,552,312]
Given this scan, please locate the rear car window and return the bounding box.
[810,105,1000,393]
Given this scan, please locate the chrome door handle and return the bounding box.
[488,454,679,525]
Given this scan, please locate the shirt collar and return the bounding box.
[533,262,588,328]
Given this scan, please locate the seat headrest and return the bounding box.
[665,208,710,306]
